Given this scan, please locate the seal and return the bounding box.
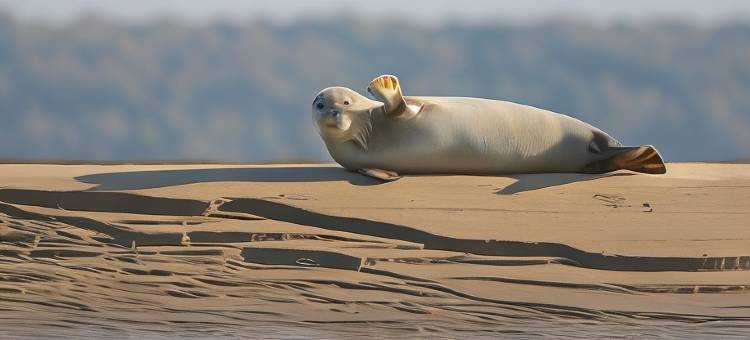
[312,74,666,181]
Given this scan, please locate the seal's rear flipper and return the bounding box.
[358,168,401,181]
[583,145,666,174]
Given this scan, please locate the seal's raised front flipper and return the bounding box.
[583,145,666,174]
[357,168,401,181]
[367,75,421,118]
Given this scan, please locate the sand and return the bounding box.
[0,162,748,338]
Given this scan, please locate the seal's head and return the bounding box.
[312,86,383,149]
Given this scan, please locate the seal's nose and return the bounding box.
[329,109,340,118]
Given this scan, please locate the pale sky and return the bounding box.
[1,0,749,24]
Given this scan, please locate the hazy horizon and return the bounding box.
[2,0,750,25]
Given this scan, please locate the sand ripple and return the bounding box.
[1,164,750,338]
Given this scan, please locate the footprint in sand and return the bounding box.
[592,193,630,208]
[593,193,654,212]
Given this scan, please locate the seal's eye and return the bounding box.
[343,100,350,105]
[315,102,324,110]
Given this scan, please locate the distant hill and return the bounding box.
[1,12,749,162]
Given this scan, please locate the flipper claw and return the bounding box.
[357,168,401,181]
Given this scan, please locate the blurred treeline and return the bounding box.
[1,12,749,162]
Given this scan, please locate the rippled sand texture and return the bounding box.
[0,163,749,339]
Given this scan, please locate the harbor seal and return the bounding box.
[312,74,666,181]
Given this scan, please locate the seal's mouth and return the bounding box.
[332,111,352,131]
[314,109,351,134]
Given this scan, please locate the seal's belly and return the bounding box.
[358,100,599,174]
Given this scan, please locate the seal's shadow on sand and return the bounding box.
[76,166,635,193]
[76,166,384,190]
[496,172,636,195]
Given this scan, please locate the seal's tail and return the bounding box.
[583,145,666,174]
